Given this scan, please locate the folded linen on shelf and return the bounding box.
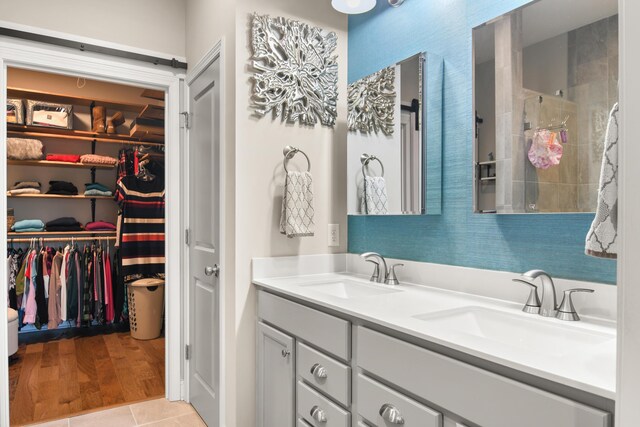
[11,219,45,232]
[80,154,118,165]
[7,138,43,160]
[85,221,116,231]
[46,154,81,163]
[46,217,83,232]
[7,188,41,196]
[11,181,41,190]
[84,189,113,197]
[46,217,81,227]
[84,182,112,193]
[46,181,78,195]
[46,225,84,232]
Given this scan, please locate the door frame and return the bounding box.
[0,35,185,427]
[182,40,227,426]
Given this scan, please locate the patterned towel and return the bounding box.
[361,176,388,214]
[586,103,618,259]
[280,171,314,238]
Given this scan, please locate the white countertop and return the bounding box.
[253,272,617,400]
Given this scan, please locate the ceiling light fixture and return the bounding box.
[388,0,405,7]
[331,0,376,14]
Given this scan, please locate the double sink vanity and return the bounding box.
[253,254,616,427]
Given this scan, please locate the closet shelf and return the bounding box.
[7,86,160,113]
[8,160,115,170]
[7,124,164,147]
[8,230,116,237]
[7,194,113,200]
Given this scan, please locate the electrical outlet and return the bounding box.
[328,224,339,247]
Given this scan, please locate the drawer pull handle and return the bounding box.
[310,405,327,423]
[379,403,405,424]
[281,349,291,358]
[311,363,328,380]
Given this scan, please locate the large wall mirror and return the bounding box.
[347,52,443,216]
[473,0,618,214]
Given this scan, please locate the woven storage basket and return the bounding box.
[7,209,15,232]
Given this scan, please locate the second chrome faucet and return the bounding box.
[513,269,594,321]
[361,252,403,285]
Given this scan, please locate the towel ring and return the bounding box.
[283,145,311,173]
[360,153,385,177]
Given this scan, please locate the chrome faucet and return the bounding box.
[360,252,404,285]
[525,270,557,317]
[361,252,387,283]
[513,269,595,321]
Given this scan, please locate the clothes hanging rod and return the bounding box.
[8,236,116,244]
[0,27,188,70]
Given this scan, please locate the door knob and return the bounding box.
[205,265,220,277]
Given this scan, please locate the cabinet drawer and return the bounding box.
[297,342,351,406]
[357,327,611,427]
[357,373,442,427]
[259,290,351,361]
[297,380,351,427]
[297,418,312,427]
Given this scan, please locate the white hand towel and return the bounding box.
[280,171,315,238]
[586,103,619,259]
[361,176,389,215]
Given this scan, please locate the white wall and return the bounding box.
[616,0,640,425]
[233,2,348,426]
[0,0,186,58]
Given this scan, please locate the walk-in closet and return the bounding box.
[5,67,167,426]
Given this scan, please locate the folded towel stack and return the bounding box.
[80,154,118,166]
[7,138,43,160]
[11,219,45,232]
[46,181,78,195]
[84,182,113,197]
[46,154,81,163]
[85,221,116,231]
[7,181,41,196]
[46,217,83,232]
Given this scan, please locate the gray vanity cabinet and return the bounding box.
[256,289,611,427]
[258,291,353,427]
[257,321,295,427]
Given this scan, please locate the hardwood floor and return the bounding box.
[9,332,165,426]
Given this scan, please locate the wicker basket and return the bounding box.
[7,209,14,232]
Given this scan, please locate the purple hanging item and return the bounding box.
[560,128,568,144]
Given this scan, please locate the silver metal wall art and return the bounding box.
[348,66,396,135]
[250,13,338,127]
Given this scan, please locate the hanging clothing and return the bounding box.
[34,252,48,327]
[47,253,63,329]
[115,175,166,278]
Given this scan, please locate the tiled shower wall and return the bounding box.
[567,15,619,212]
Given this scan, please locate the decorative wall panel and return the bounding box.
[250,13,338,127]
[348,66,396,135]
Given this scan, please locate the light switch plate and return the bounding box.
[328,224,339,247]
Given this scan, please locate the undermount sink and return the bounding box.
[413,306,615,357]
[299,279,402,299]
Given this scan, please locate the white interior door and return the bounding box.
[188,57,221,426]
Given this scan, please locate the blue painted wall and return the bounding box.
[347,0,617,284]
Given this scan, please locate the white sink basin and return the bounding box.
[413,306,615,357]
[299,279,402,299]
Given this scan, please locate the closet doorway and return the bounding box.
[2,51,182,426]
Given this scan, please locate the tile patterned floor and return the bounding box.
[25,399,206,427]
